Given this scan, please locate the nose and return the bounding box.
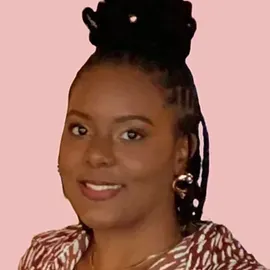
[84,136,116,168]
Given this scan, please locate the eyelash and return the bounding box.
[67,123,146,141]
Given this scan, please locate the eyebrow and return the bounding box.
[67,109,155,126]
[67,110,92,121]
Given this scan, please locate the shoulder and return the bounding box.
[183,221,268,269]
[18,224,90,270]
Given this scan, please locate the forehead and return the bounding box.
[68,64,174,119]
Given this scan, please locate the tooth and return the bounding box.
[85,183,121,191]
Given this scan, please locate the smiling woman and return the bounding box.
[18,0,268,270]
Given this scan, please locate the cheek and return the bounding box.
[116,143,175,212]
[123,132,174,162]
[116,138,175,182]
[58,135,86,172]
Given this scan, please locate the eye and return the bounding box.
[120,129,145,141]
[68,124,88,136]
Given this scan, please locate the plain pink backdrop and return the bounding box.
[0,0,269,268]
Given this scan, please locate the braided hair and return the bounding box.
[78,0,210,229]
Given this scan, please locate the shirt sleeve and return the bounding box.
[18,238,42,270]
[215,224,269,269]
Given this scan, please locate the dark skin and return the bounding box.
[58,63,193,270]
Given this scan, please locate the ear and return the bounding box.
[173,136,189,176]
[189,133,198,158]
[173,134,198,176]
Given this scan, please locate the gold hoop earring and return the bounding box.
[172,173,193,199]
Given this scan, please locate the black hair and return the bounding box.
[79,0,210,229]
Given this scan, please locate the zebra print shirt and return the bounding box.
[19,221,268,270]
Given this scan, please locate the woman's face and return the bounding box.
[58,63,189,229]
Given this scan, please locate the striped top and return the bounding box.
[18,221,267,270]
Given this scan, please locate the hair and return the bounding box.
[77,0,210,230]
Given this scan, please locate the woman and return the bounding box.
[19,0,268,269]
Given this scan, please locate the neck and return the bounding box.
[89,206,181,270]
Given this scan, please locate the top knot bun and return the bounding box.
[82,0,196,65]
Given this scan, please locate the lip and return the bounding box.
[78,180,124,201]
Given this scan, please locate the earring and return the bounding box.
[172,173,193,199]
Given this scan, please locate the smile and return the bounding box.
[79,180,124,201]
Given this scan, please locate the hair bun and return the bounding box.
[82,0,196,64]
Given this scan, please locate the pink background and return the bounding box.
[0,0,269,268]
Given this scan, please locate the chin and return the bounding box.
[67,191,136,230]
[70,200,125,230]
[78,211,125,230]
